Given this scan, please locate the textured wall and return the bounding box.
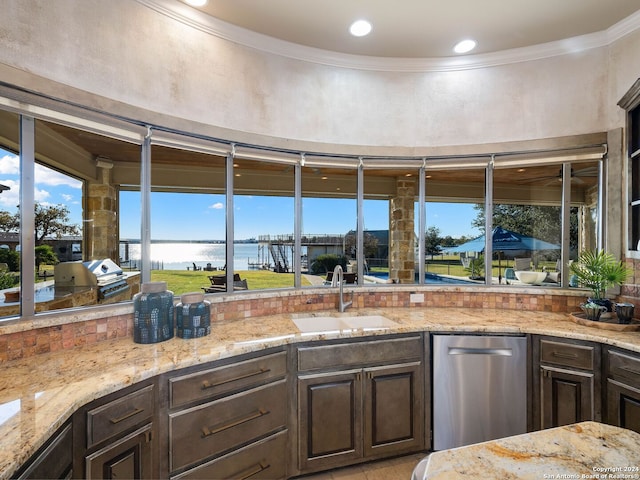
[1,0,638,153]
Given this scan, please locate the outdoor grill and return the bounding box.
[54,259,130,300]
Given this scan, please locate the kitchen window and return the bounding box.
[0,88,609,322]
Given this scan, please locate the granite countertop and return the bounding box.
[413,421,640,479]
[1,307,640,478]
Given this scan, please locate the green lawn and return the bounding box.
[150,269,312,295]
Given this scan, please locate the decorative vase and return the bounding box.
[133,281,174,344]
[175,292,211,339]
[615,303,635,324]
[587,297,613,312]
[580,303,607,321]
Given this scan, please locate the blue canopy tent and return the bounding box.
[447,226,561,282]
[447,226,560,255]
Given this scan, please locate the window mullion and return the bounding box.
[19,115,36,317]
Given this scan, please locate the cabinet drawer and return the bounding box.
[169,351,287,409]
[172,430,287,480]
[298,336,422,372]
[608,349,640,385]
[86,384,154,448]
[170,379,287,472]
[540,339,594,371]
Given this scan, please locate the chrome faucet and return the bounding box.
[331,264,353,312]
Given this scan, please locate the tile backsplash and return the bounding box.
[0,289,585,362]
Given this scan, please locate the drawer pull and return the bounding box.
[236,461,271,480]
[201,368,271,390]
[201,408,270,438]
[109,407,144,424]
[620,365,640,375]
[552,351,579,359]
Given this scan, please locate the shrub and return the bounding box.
[0,248,19,272]
[310,254,347,275]
[0,270,18,290]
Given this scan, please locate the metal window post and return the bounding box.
[140,127,152,283]
[294,155,303,288]
[418,161,426,284]
[226,147,235,291]
[20,115,36,317]
[485,157,494,285]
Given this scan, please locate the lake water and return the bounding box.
[120,242,281,271]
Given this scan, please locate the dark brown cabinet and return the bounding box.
[74,380,157,480]
[85,424,153,479]
[533,336,600,430]
[13,422,73,479]
[162,349,289,479]
[604,348,640,434]
[295,336,424,475]
[363,362,424,457]
[298,369,363,471]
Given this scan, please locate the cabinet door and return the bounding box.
[363,362,424,458]
[606,379,640,434]
[297,370,362,472]
[85,424,153,479]
[541,366,595,429]
[16,422,72,479]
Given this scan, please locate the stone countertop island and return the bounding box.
[412,422,640,480]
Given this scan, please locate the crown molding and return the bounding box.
[136,0,640,73]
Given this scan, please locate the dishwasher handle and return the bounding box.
[448,347,513,356]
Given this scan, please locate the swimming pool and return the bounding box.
[366,272,477,285]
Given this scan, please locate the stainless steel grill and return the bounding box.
[54,259,130,300]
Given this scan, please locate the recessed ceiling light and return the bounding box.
[185,0,207,6]
[349,20,372,37]
[453,39,477,54]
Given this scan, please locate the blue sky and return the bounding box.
[1,148,481,241]
[120,192,481,240]
[0,149,83,221]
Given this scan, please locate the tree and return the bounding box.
[425,226,442,256]
[344,231,380,259]
[0,204,79,245]
[35,245,59,271]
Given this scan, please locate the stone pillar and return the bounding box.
[389,177,416,283]
[85,157,118,261]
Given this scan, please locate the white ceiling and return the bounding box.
[181,0,640,58]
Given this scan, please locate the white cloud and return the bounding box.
[35,164,82,189]
[0,179,19,209]
[62,193,73,202]
[0,154,19,175]
[209,202,224,210]
[35,187,51,203]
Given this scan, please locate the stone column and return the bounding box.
[85,157,118,261]
[389,177,416,283]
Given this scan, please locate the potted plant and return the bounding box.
[465,255,485,281]
[569,250,631,312]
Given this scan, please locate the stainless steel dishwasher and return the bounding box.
[433,334,527,450]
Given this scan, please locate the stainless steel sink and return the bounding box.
[292,315,398,333]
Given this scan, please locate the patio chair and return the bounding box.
[514,258,532,271]
[324,271,357,285]
[203,273,247,293]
